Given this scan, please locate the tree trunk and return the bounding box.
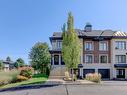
[72,68,74,82]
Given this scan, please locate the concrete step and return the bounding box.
[50,67,66,76]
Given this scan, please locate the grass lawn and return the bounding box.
[0,74,48,89]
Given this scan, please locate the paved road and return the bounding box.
[1,81,127,95]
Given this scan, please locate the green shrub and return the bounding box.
[19,67,34,78]
[9,70,20,83]
[32,74,48,78]
[85,73,101,83]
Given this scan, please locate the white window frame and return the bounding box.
[57,40,62,49]
[115,41,126,50]
[85,54,94,63]
[99,41,108,51]
[115,55,126,63]
[84,41,94,51]
[99,54,108,63]
[52,40,57,50]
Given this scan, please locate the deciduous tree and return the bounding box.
[29,42,50,74]
[15,58,25,68]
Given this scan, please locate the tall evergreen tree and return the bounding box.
[6,56,11,62]
[62,12,81,80]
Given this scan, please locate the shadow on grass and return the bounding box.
[0,83,60,92]
[19,81,46,86]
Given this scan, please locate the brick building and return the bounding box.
[49,23,127,79]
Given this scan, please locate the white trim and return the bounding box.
[84,41,94,51]
[115,55,126,64]
[52,54,54,65]
[59,54,61,65]
[52,40,62,50]
[99,54,108,64]
[84,54,94,64]
[115,41,126,50]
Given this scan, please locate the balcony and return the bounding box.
[52,47,62,51]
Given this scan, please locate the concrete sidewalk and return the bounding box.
[45,79,95,85]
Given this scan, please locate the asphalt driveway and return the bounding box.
[1,81,127,95]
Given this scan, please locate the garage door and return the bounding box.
[98,69,110,79]
[83,69,95,78]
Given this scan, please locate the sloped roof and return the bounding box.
[51,29,127,38]
[113,31,127,36]
[3,60,14,64]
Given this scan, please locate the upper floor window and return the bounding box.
[52,40,62,50]
[99,41,108,51]
[57,41,62,49]
[115,55,126,63]
[100,55,108,63]
[85,41,93,51]
[52,40,56,50]
[115,41,126,50]
[85,54,93,63]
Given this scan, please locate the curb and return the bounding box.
[0,84,59,92]
[0,81,97,92]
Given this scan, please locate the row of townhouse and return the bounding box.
[49,23,127,79]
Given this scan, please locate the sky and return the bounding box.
[0,0,127,63]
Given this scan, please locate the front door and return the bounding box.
[116,69,125,78]
[54,55,59,65]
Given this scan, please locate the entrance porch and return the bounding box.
[113,64,127,79]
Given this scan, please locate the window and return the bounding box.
[115,55,126,63]
[85,54,93,63]
[57,41,62,49]
[52,40,56,50]
[100,55,108,63]
[52,40,62,50]
[99,41,108,51]
[115,41,126,50]
[116,69,125,78]
[85,42,93,51]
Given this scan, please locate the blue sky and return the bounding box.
[0,0,127,63]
